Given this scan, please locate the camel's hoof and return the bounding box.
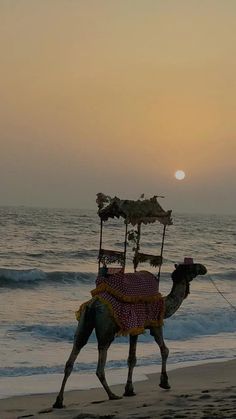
[53,397,64,409]
[159,373,171,390]
[109,393,122,400]
[159,382,171,390]
[123,390,136,397]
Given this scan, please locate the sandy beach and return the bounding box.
[0,359,235,419]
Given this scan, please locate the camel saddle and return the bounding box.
[90,271,164,335]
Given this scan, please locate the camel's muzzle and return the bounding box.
[195,264,207,276]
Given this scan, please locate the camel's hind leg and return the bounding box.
[53,306,94,408]
[123,335,138,396]
[96,345,121,400]
[95,302,121,400]
[53,343,80,408]
[150,325,170,390]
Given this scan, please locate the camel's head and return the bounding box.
[171,263,207,298]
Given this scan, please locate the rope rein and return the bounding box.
[208,276,236,312]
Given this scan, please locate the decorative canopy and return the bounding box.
[96,193,172,226]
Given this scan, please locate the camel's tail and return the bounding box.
[74,299,95,349]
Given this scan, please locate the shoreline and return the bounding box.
[0,359,235,418]
[0,356,234,400]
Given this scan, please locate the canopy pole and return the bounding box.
[123,221,128,271]
[157,224,167,281]
[98,219,103,270]
[133,222,141,271]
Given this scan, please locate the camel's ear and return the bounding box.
[174,263,178,268]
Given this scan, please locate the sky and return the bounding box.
[0,0,235,214]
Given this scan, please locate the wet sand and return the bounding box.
[0,359,235,419]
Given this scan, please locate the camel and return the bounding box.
[53,262,207,408]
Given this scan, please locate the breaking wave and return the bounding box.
[11,307,236,343]
[0,268,96,288]
[0,266,235,289]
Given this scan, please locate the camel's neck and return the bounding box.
[163,279,188,319]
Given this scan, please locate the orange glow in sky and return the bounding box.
[0,1,235,213]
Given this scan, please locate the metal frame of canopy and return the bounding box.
[96,193,173,279]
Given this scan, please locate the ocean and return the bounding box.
[0,206,235,399]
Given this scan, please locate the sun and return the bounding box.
[174,170,186,180]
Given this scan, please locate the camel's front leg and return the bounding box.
[123,335,138,396]
[96,345,122,400]
[151,326,170,390]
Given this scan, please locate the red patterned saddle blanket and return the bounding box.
[91,271,164,335]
